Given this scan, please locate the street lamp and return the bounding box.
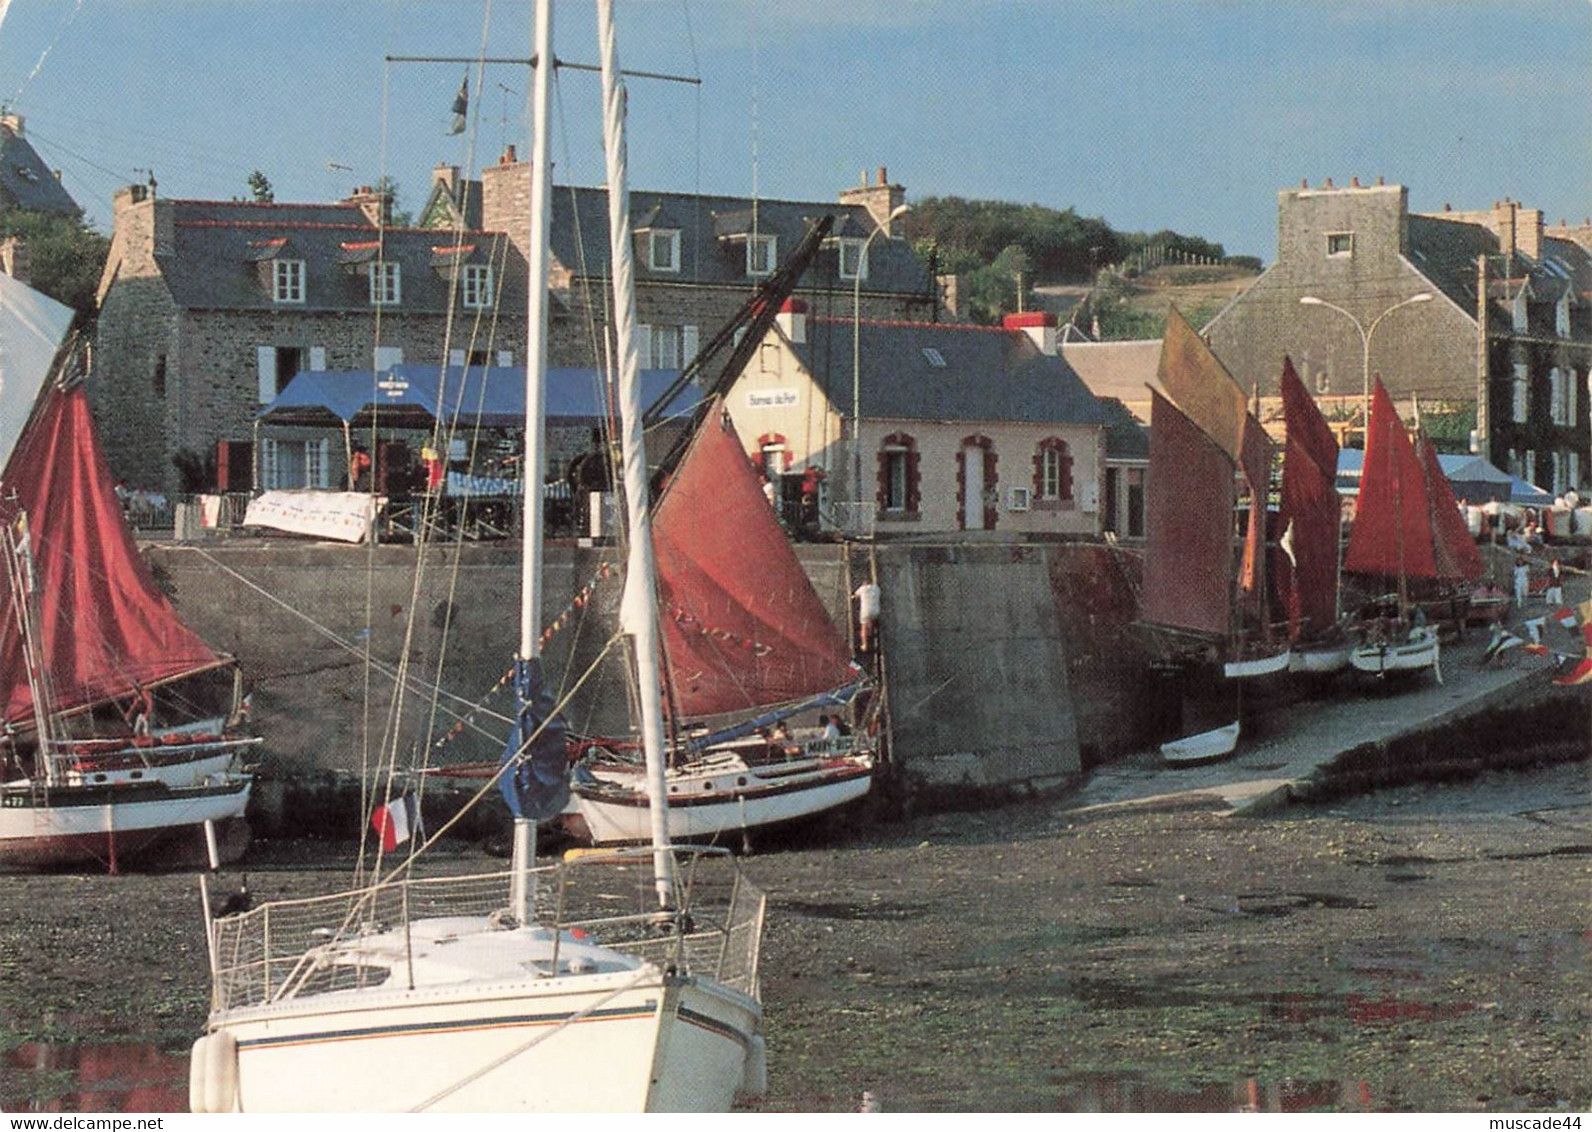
[853,203,911,532]
[1298,291,1433,434]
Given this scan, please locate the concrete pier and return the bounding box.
[1062,632,1588,820]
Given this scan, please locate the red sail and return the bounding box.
[1236,410,1274,625]
[0,385,227,725]
[1344,379,1437,580]
[651,401,856,718]
[1142,388,1236,638]
[1279,358,1341,636]
[1417,429,1486,582]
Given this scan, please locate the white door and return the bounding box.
[963,444,984,530]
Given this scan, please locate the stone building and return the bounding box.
[92,158,934,493]
[726,305,1112,537]
[1204,180,1589,494]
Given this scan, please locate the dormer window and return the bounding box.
[1557,292,1571,337]
[838,238,867,281]
[1511,290,1528,333]
[461,264,493,309]
[369,261,401,306]
[747,233,776,277]
[273,259,305,304]
[1325,232,1354,258]
[649,229,681,272]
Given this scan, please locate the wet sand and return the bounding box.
[1,758,1587,1113]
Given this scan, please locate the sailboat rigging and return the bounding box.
[0,277,256,871]
[192,0,768,1111]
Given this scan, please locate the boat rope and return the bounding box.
[411,964,657,1111]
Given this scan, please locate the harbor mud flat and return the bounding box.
[0,760,1587,1113]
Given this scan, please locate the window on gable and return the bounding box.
[649,230,680,272]
[1325,232,1353,258]
[368,261,401,306]
[461,264,493,309]
[1512,292,1528,333]
[838,238,867,281]
[1557,294,1571,337]
[273,259,305,303]
[747,233,776,277]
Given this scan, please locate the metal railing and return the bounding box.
[207,846,765,1013]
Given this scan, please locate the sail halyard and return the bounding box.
[598,0,674,904]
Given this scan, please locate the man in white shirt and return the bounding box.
[853,580,881,653]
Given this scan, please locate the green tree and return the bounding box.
[375,176,413,227]
[964,244,1032,324]
[0,210,109,321]
[246,170,274,204]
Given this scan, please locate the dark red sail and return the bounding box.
[1344,379,1437,580]
[1279,358,1341,636]
[1142,388,1237,638]
[0,385,228,725]
[1416,429,1485,582]
[651,400,856,718]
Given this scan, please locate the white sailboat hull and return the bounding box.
[1350,626,1441,677]
[0,776,251,868]
[1288,643,1355,674]
[1222,649,1292,679]
[210,959,757,1112]
[571,752,874,846]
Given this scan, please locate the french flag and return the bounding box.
[371,793,420,852]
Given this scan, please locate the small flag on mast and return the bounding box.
[371,793,421,851]
[448,74,469,135]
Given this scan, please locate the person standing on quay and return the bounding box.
[1513,553,1531,612]
[854,579,881,655]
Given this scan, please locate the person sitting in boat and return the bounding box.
[122,686,154,738]
[819,714,841,744]
[770,720,797,755]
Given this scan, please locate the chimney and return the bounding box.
[1516,206,1543,260]
[345,184,393,228]
[776,297,807,344]
[839,164,906,236]
[1,237,28,283]
[500,145,518,165]
[1493,200,1518,259]
[433,163,460,194]
[1004,311,1058,356]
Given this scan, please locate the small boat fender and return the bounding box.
[189,1030,239,1114]
[736,1033,768,1102]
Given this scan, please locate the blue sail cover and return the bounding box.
[498,657,570,821]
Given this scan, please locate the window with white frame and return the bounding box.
[747,233,776,277]
[838,238,867,281]
[368,261,401,306]
[1525,449,1537,486]
[650,324,681,369]
[1570,451,1581,492]
[1325,232,1354,258]
[1557,293,1571,337]
[1552,451,1567,495]
[648,230,680,272]
[1512,292,1528,333]
[1549,367,1567,425]
[461,264,493,309]
[259,437,331,490]
[883,449,910,511]
[273,259,305,303]
[1512,363,1529,423]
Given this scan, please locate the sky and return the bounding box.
[0,0,1587,264]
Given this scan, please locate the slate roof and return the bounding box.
[1096,396,1151,460]
[1405,214,1495,312]
[154,199,524,313]
[792,317,1114,427]
[547,186,931,297]
[0,123,79,215]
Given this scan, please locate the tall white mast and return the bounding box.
[597,0,675,906]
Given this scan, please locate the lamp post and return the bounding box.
[1298,291,1433,434]
[853,203,911,531]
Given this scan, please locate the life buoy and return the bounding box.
[189,1030,239,1113]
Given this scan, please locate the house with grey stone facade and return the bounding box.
[1204,180,1589,496]
[92,156,936,494]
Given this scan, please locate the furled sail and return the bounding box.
[651,398,856,718]
[1278,357,1341,636]
[1142,387,1237,638]
[0,384,228,725]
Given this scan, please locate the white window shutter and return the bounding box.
[681,324,699,368]
[496,350,513,366]
[310,346,327,371]
[257,346,276,403]
[317,438,331,489]
[637,324,653,369]
[374,345,404,371]
[449,349,466,366]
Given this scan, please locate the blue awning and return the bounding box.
[258,364,693,429]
